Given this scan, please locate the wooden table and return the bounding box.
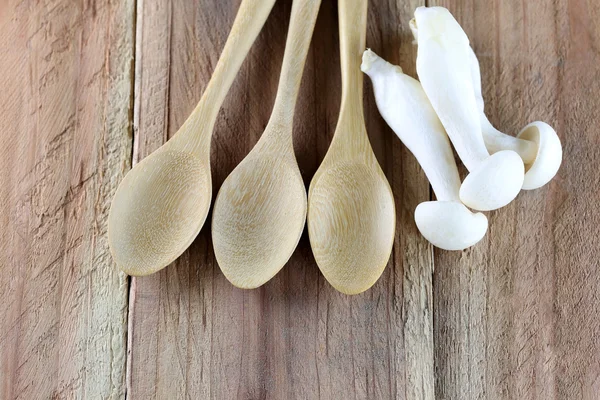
[1,0,598,398]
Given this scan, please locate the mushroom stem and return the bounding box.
[481,120,538,163]
[467,45,562,190]
[467,46,538,163]
[362,50,487,251]
[362,50,460,202]
[412,6,525,211]
[412,7,488,172]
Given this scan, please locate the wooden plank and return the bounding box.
[430,1,600,399]
[127,0,434,398]
[0,0,135,398]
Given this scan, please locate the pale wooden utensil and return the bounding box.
[307,0,396,295]
[108,0,277,276]
[211,0,322,289]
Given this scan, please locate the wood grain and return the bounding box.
[430,1,600,399]
[0,0,134,398]
[2,0,598,399]
[128,0,433,398]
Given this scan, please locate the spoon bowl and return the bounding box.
[308,162,395,294]
[211,0,322,288]
[307,0,395,294]
[107,0,277,275]
[108,150,211,275]
[212,157,307,288]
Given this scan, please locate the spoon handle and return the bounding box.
[338,0,368,121]
[323,0,371,162]
[175,0,277,156]
[264,0,322,146]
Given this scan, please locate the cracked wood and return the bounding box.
[0,0,135,398]
[3,0,598,399]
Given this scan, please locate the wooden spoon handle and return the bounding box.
[177,0,277,156]
[338,0,368,118]
[324,0,371,161]
[269,0,322,129]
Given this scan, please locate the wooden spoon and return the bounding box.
[108,0,277,276]
[307,0,395,295]
[211,0,322,289]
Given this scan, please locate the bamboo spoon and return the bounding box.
[108,0,276,276]
[211,0,321,289]
[307,0,395,295]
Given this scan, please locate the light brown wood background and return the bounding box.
[1,0,598,399]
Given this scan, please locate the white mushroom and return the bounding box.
[362,49,487,251]
[412,6,525,211]
[468,47,563,190]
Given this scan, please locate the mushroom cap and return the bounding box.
[414,201,488,251]
[517,121,562,190]
[459,150,524,211]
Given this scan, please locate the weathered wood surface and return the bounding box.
[128,0,433,398]
[431,0,600,399]
[0,0,134,399]
[2,0,599,399]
